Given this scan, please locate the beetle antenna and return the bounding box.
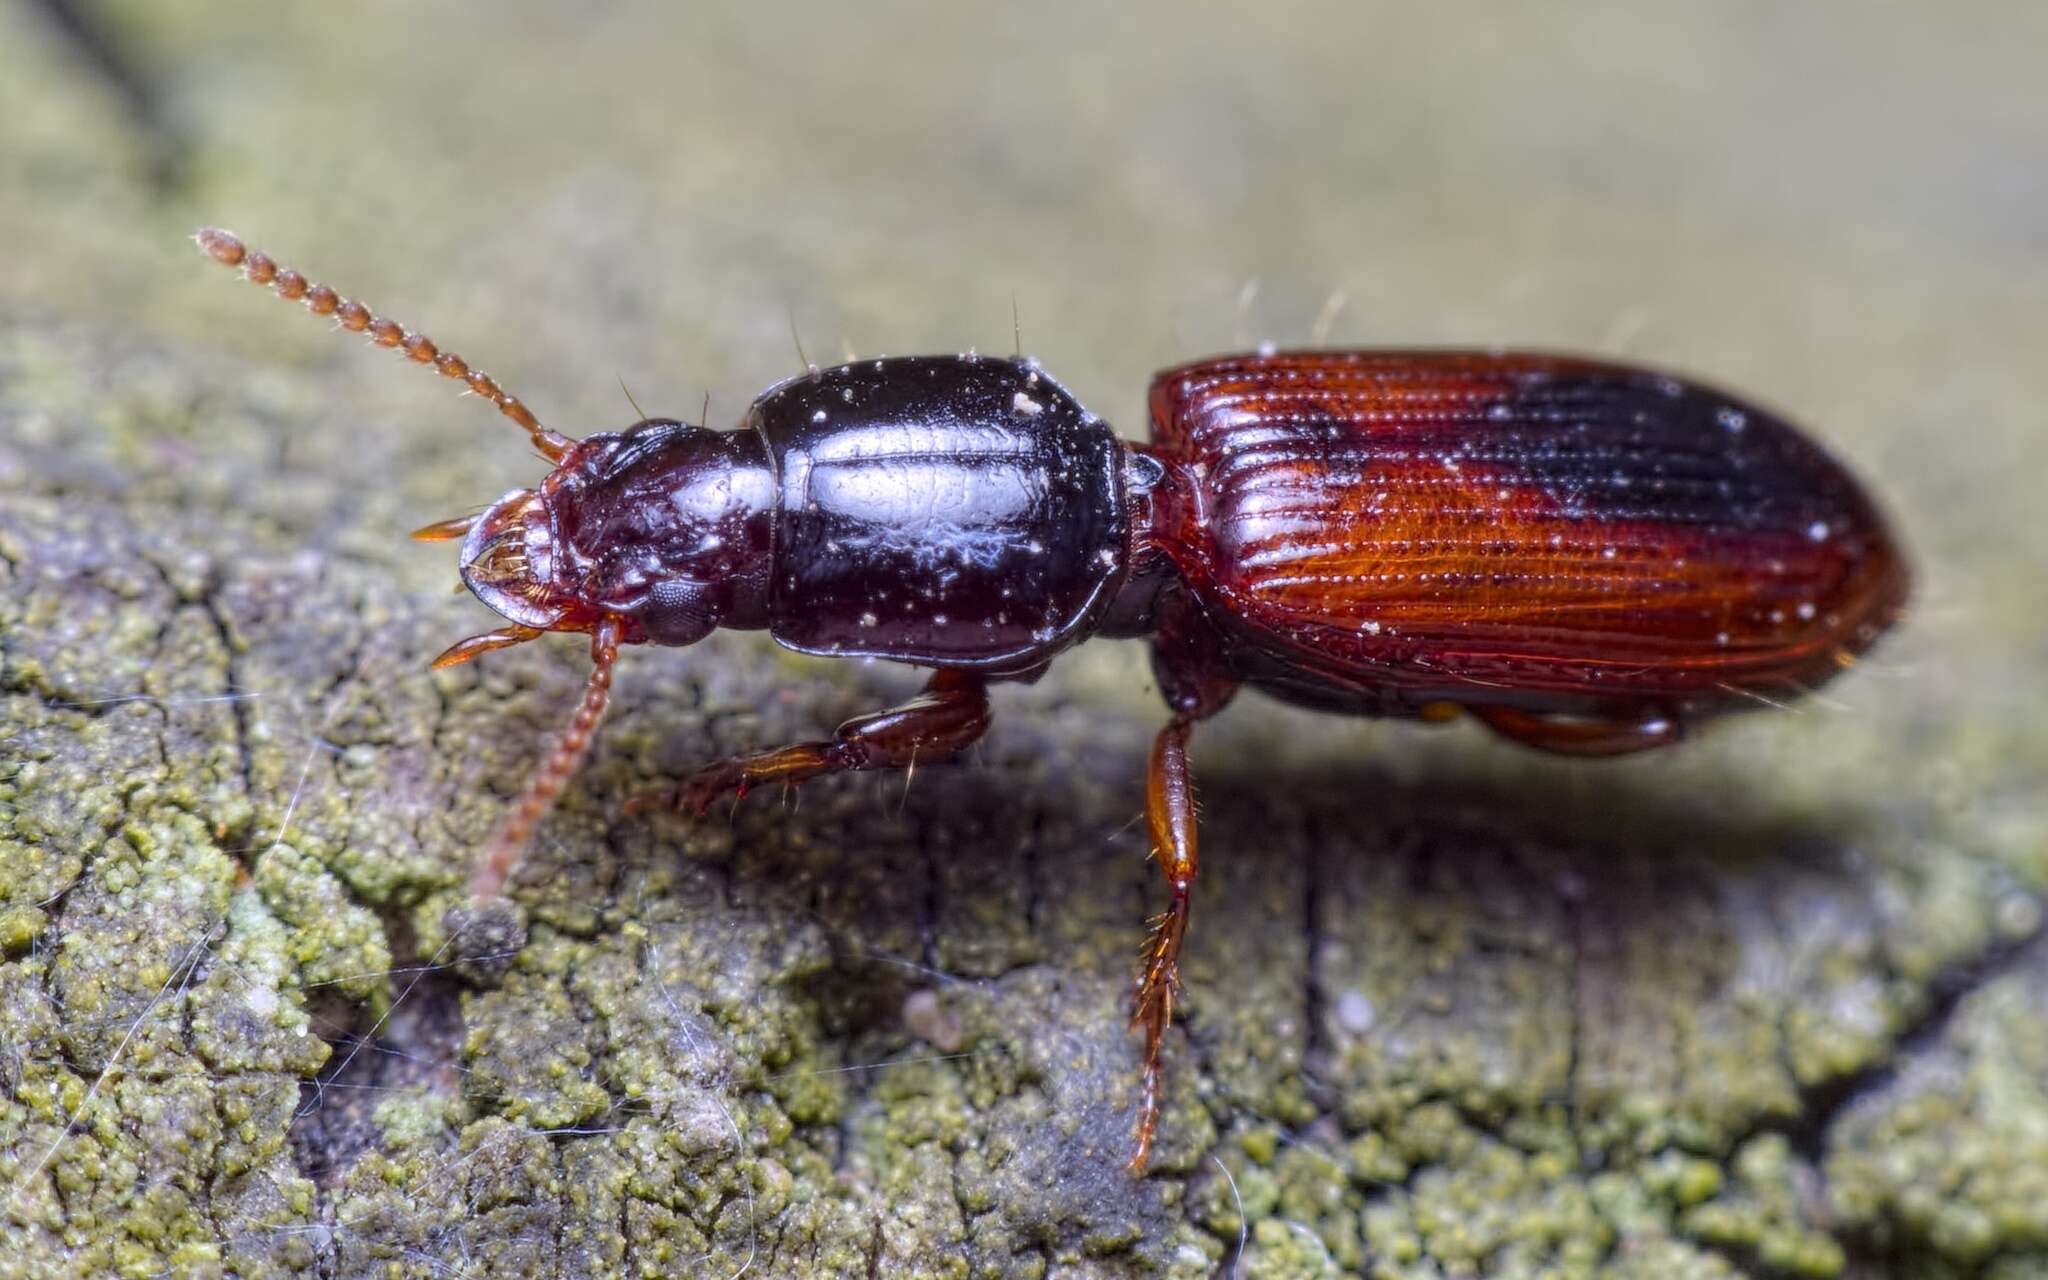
[193,228,575,464]
[471,618,622,899]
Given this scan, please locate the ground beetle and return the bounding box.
[196,228,1909,1170]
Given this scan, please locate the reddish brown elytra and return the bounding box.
[196,229,1909,1172]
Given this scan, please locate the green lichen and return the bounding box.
[1677,1135,1846,1277]
[188,888,333,1077]
[1826,959,2048,1270]
[251,843,391,1004]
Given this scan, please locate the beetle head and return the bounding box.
[543,421,777,646]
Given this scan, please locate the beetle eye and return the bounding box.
[640,577,718,645]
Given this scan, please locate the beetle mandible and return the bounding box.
[195,228,1909,1171]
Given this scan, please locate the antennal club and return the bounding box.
[193,227,575,463]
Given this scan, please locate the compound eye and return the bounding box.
[640,577,718,646]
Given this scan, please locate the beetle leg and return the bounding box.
[1470,704,1682,757]
[1130,591,1238,1172]
[1130,715,1199,1172]
[630,669,990,816]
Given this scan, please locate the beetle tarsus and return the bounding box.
[624,758,749,817]
[1128,886,1189,1173]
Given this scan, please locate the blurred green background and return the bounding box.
[4,3,2046,1278]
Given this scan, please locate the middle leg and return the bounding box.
[1129,591,1238,1171]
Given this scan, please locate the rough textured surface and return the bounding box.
[3,3,2046,1277]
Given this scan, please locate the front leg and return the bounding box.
[632,669,990,815]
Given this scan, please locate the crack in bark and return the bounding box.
[1777,906,2044,1170]
[864,1206,885,1280]
[199,578,257,827]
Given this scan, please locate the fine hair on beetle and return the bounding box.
[194,226,1909,1172]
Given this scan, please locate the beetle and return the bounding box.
[194,228,1909,1171]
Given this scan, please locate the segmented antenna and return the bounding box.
[193,228,575,463]
[470,619,621,899]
